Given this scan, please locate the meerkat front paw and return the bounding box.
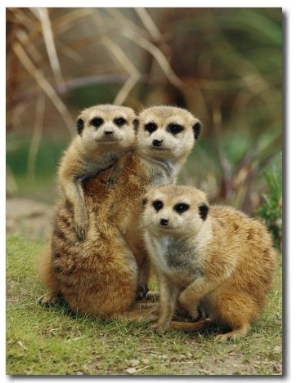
[37,292,58,306]
[74,209,89,240]
[74,221,88,240]
[152,322,169,335]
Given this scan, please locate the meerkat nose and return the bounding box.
[152,139,163,147]
[104,130,114,135]
[160,218,169,226]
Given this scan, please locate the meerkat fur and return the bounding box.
[58,104,137,240]
[38,106,202,321]
[141,184,277,341]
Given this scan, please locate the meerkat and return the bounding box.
[58,104,137,240]
[38,106,202,321]
[124,105,202,296]
[141,184,277,341]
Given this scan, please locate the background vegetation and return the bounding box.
[6,8,282,208]
[6,7,282,375]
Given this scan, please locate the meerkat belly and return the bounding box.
[152,236,200,286]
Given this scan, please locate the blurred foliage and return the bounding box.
[256,156,282,251]
[6,7,282,215]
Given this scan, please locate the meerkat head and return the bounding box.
[136,106,202,162]
[76,104,138,153]
[142,184,209,237]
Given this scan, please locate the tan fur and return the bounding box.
[142,184,277,341]
[37,106,201,321]
[58,104,137,240]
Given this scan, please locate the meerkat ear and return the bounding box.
[76,118,84,135]
[133,118,139,133]
[142,197,148,207]
[192,121,202,140]
[199,203,209,221]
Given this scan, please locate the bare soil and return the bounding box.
[6,197,54,241]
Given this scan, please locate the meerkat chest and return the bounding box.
[83,152,118,179]
[144,158,178,186]
[147,235,201,285]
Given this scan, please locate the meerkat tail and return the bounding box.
[169,317,213,332]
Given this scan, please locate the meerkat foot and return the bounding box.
[215,324,250,342]
[37,292,59,306]
[135,285,149,300]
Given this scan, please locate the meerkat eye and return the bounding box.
[174,203,189,214]
[145,122,157,134]
[153,200,163,211]
[114,117,127,127]
[168,124,184,135]
[90,117,104,128]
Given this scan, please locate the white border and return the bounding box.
[3,2,298,382]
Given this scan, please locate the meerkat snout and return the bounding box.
[153,139,163,147]
[160,218,169,226]
[104,129,114,136]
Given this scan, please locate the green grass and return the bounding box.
[6,234,282,376]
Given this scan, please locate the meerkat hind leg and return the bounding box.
[211,290,256,342]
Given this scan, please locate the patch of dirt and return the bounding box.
[6,197,54,240]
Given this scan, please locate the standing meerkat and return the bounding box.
[38,106,202,320]
[58,104,137,240]
[141,184,277,341]
[122,105,202,296]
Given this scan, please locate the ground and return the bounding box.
[6,197,283,376]
[6,197,53,241]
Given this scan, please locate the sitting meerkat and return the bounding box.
[141,184,277,341]
[38,106,202,321]
[58,104,137,240]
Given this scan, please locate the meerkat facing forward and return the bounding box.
[142,185,277,341]
[38,106,202,320]
[124,106,202,295]
[58,104,137,240]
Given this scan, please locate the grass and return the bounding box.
[6,233,282,376]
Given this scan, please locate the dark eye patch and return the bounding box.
[145,122,157,134]
[168,124,184,135]
[153,200,163,211]
[76,118,84,135]
[174,203,189,214]
[114,117,127,127]
[199,203,209,220]
[90,117,104,128]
